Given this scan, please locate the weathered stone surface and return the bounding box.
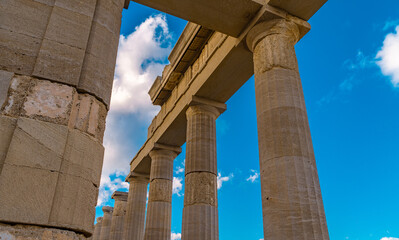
[49,173,97,235]
[0,223,86,240]
[123,177,148,240]
[0,164,58,225]
[182,104,220,240]
[144,201,172,240]
[99,206,113,240]
[148,179,172,203]
[148,150,176,180]
[248,19,329,240]
[109,192,127,240]
[0,28,41,75]
[182,204,218,240]
[184,172,217,206]
[185,105,219,175]
[92,217,103,240]
[0,70,14,108]
[0,116,17,174]
[33,39,85,86]
[54,0,97,18]
[0,0,53,38]
[23,80,75,125]
[5,117,68,171]
[61,129,104,186]
[2,76,107,141]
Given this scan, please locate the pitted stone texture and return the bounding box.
[184,172,217,206]
[182,204,219,240]
[1,76,107,142]
[92,217,103,240]
[0,223,86,240]
[185,105,218,175]
[144,202,172,240]
[248,19,329,240]
[99,206,113,240]
[148,179,173,203]
[123,177,148,240]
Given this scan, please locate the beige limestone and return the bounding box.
[123,175,149,240]
[247,19,329,240]
[144,148,180,240]
[109,191,128,240]
[99,206,113,240]
[92,217,103,240]
[0,70,14,108]
[0,116,17,174]
[0,223,86,240]
[182,104,221,240]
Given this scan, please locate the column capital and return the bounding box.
[102,206,114,214]
[246,19,300,52]
[149,143,181,159]
[111,191,128,202]
[125,172,150,183]
[187,96,227,119]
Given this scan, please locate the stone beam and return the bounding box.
[131,0,324,37]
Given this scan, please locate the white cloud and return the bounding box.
[217,172,233,189]
[376,26,399,87]
[246,169,260,183]
[381,238,399,240]
[171,232,181,240]
[173,177,183,196]
[97,14,173,206]
[175,166,184,174]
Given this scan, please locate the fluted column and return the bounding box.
[92,217,103,240]
[123,174,149,240]
[182,102,224,240]
[144,145,181,240]
[99,206,113,240]
[246,19,329,240]
[109,191,128,240]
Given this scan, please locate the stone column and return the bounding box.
[182,100,225,240]
[109,191,128,240]
[99,206,113,240]
[0,0,128,238]
[92,217,103,240]
[144,145,181,240]
[123,174,149,240]
[246,19,329,240]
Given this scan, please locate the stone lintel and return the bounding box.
[111,191,128,202]
[189,96,227,115]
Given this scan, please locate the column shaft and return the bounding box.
[247,19,329,240]
[144,149,178,240]
[99,206,113,240]
[182,105,220,240]
[109,192,128,240]
[123,176,149,240]
[92,217,103,240]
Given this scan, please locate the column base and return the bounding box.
[0,222,86,240]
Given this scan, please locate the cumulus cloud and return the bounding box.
[173,177,183,196]
[171,232,182,240]
[376,26,399,87]
[247,169,260,183]
[97,14,173,206]
[217,172,234,189]
[381,238,399,240]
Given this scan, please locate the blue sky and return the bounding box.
[96,0,399,239]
